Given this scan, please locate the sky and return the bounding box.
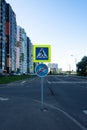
[6,0,87,71]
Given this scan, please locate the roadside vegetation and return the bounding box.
[0,75,36,84]
[77,56,87,76]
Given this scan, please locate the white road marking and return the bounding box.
[0,97,9,101]
[33,99,87,130]
[47,80,87,84]
[29,77,38,82]
[21,81,26,84]
[21,77,38,85]
[0,77,38,88]
[83,110,87,115]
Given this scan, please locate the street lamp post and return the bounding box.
[71,55,77,72]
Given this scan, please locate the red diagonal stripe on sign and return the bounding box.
[37,65,47,75]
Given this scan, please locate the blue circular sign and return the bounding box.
[35,63,48,77]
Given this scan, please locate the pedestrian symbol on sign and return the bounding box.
[36,47,48,60]
[33,44,51,62]
[36,48,48,59]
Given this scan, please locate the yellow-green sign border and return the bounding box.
[33,44,51,62]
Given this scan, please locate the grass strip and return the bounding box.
[0,75,36,84]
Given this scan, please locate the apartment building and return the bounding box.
[17,26,27,74]
[28,41,34,74]
[0,0,34,74]
[27,37,30,73]
[0,0,17,73]
[27,37,35,73]
[0,0,6,72]
[5,3,17,73]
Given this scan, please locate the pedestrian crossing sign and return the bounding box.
[33,44,51,62]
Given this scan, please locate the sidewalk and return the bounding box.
[0,96,81,130]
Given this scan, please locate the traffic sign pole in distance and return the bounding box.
[33,44,51,62]
[35,63,48,109]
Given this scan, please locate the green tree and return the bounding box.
[77,56,87,76]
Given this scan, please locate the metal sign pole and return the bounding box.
[41,77,44,108]
[35,63,48,110]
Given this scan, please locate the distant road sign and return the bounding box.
[35,63,48,77]
[33,45,51,62]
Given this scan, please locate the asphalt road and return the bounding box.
[0,75,87,130]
